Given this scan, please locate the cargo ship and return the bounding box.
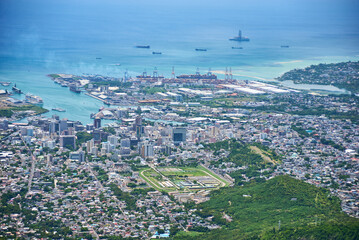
[25,94,43,105]
[229,30,250,41]
[152,52,162,54]
[195,48,207,51]
[12,84,22,94]
[136,45,150,48]
[69,85,81,93]
[232,47,243,49]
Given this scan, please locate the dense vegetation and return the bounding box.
[0,105,48,118]
[48,74,61,78]
[29,220,72,239]
[0,189,73,238]
[291,125,311,138]
[0,109,12,118]
[103,126,116,135]
[109,184,137,210]
[76,131,92,145]
[277,61,359,93]
[141,86,166,95]
[93,81,132,88]
[205,140,279,164]
[320,138,345,151]
[202,93,359,124]
[204,140,278,182]
[173,175,359,240]
[290,107,359,124]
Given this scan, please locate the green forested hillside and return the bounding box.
[276,61,359,93]
[173,175,359,240]
[204,140,278,182]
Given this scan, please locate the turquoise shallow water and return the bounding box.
[0,0,359,124]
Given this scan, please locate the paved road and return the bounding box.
[19,133,36,197]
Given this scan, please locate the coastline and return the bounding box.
[1,55,358,125]
[84,92,108,103]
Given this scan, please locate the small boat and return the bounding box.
[136,45,150,48]
[195,48,207,51]
[52,108,66,112]
[152,52,162,54]
[280,45,289,48]
[96,57,102,59]
[232,47,243,49]
[0,82,11,86]
[115,63,121,66]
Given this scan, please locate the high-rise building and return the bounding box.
[209,126,219,137]
[93,129,102,144]
[0,119,8,130]
[120,147,131,156]
[75,124,85,131]
[161,145,172,155]
[47,140,56,149]
[140,142,154,158]
[86,139,94,153]
[69,151,85,162]
[59,119,68,134]
[135,116,142,126]
[47,154,53,164]
[48,120,59,134]
[136,125,144,138]
[173,127,186,145]
[27,127,34,136]
[20,126,34,136]
[260,133,268,140]
[134,116,144,138]
[86,124,94,131]
[120,138,131,148]
[60,135,76,149]
[116,109,128,118]
[108,135,118,147]
[66,127,75,135]
[101,142,111,154]
[20,127,27,136]
[94,117,101,129]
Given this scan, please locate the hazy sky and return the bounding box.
[1,0,358,20]
[0,0,358,63]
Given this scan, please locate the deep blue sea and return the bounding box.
[0,0,359,124]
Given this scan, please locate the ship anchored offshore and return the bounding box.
[229,29,250,41]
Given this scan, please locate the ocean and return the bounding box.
[0,0,359,124]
